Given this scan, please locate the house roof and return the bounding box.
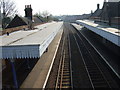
[6,15,28,29]
[33,16,43,23]
[99,2,120,18]
[6,15,44,29]
[20,17,32,24]
[90,9,102,18]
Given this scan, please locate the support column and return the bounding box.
[10,59,18,88]
[26,59,30,69]
[102,37,106,44]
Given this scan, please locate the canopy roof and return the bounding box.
[0,22,63,59]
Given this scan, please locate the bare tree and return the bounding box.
[0,0,18,17]
[34,11,42,17]
[41,10,50,18]
[0,0,18,29]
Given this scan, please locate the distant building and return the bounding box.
[61,14,91,22]
[6,5,44,29]
[89,4,102,20]
[90,0,120,26]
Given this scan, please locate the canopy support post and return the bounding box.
[10,59,18,88]
[26,59,30,69]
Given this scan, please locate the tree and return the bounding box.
[0,0,18,17]
[41,10,50,18]
[34,11,58,22]
[0,0,18,29]
[34,11,51,22]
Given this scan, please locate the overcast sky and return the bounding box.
[13,0,105,16]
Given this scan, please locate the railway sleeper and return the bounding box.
[63,69,70,71]
[64,66,69,71]
[92,78,107,82]
[63,73,70,76]
[63,77,70,80]
[62,81,70,84]
[88,70,103,74]
[87,66,99,69]
[90,76,105,80]
[63,75,70,78]
[62,83,71,87]
[93,83,109,88]
[64,66,69,69]
[90,74,104,78]
[63,66,69,68]
[93,81,108,85]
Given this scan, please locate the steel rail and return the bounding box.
[69,24,95,89]
[76,26,120,80]
[55,30,66,89]
[67,25,73,89]
[74,28,111,88]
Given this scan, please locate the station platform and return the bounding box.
[0,22,63,59]
[20,25,63,88]
[76,20,120,47]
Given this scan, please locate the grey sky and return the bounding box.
[13,0,106,16]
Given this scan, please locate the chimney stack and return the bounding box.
[24,5,33,20]
[97,4,100,9]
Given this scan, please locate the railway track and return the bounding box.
[66,22,119,88]
[45,22,119,89]
[70,29,110,88]
[55,25,73,89]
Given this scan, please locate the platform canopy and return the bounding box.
[76,20,120,47]
[0,22,63,59]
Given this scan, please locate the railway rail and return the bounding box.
[70,26,110,88]
[55,25,73,89]
[65,22,119,88]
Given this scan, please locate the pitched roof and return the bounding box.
[6,15,44,29]
[6,15,28,29]
[20,17,32,24]
[99,2,120,18]
[33,16,43,24]
[90,9,102,17]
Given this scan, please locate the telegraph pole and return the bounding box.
[2,0,6,29]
